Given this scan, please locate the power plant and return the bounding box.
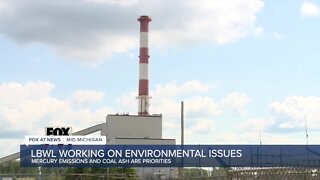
[0,15,176,179]
[2,15,320,180]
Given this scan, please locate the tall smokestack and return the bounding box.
[137,15,151,116]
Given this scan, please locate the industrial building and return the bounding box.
[105,114,176,179]
[104,15,177,179]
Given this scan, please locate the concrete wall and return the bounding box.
[105,115,162,143]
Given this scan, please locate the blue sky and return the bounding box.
[1,0,320,157]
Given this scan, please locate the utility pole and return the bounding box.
[180,101,184,179]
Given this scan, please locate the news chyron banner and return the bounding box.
[21,127,320,167]
[20,145,320,167]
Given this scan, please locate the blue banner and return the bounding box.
[20,145,320,167]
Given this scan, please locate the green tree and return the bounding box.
[64,167,137,180]
[184,168,210,178]
[0,161,137,179]
[211,167,228,177]
[0,160,38,174]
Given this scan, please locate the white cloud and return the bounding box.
[0,1,10,15]
[0,81,123,156]
[187,119,214,135]
[223,95,320,144]
[116,80,217,117]
[0,0,264,63]
[115,80,250,144]
[116,81,248,119]
[185,96,221,118]
[238,117,273,132]
[72,90,105,104]
[301,1,320,17]
[219,91,250,115]
[214,132,258,144]
[0,81,114,157]
[253,28,284,40]
[212,95,320,144]
[84,0,138,7]
[214,116,313,145]
[269,96,320,129]
[0,80,251,157]
[215,131,307,144]
[0,82,54,106]
[254,26,264,36]
[153,80,213,99]
[115,90,137,113]
[153,0,264,46]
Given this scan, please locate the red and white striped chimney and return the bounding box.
[137,15,151,116]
